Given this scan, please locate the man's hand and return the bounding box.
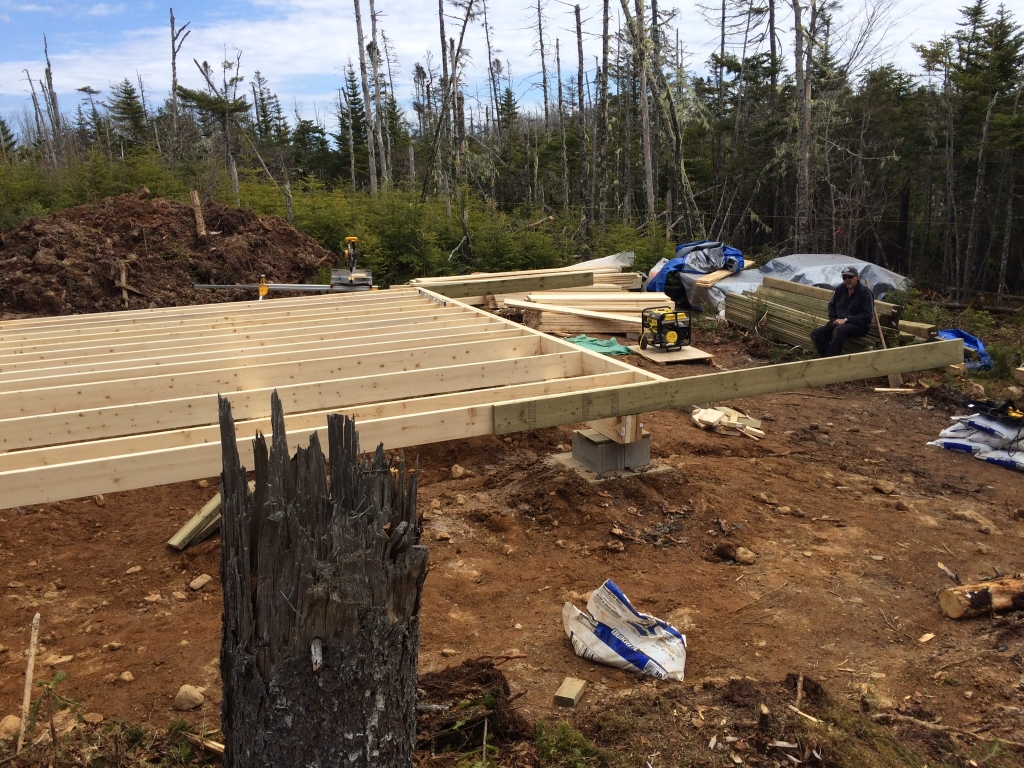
[833,318,847,326]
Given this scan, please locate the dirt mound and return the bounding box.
[0,190,336,318]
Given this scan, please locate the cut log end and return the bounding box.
[940,577,1024,619]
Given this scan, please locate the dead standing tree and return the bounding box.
[218,393,429,767]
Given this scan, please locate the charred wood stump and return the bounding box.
[217,392,429,767]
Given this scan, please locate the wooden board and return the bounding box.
[628,344,713,365]
[423,272,594,299]
[693,260,757,289]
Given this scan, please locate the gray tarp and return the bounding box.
[687,253,911,315]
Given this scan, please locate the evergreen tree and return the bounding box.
[334,64,370,187]
[0,115,17,161]
[106,78,148,148]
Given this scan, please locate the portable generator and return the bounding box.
[639,306,691,351]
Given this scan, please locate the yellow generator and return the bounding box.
[639,306,691,352]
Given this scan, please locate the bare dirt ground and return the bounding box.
[1,333,1023,766]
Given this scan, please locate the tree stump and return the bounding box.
[217,392,429,767]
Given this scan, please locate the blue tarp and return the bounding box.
[646,240,744,294]
[937,329,992,371]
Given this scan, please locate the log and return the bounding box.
[190,190,207,239]
[939,576,1024,619]
[218,392,429,767]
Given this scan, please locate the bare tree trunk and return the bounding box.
[169,9,191,165]
[343,88,358,188]
[368,0,390,186]
[576,4,591,243]
[537,0,550,130]
[218,394,428,768]
[627,0,656,225]
[791,0,810,251]
[598,0,611,233]
[768,0,778,87]
[997,85,1021,305]
[556,40,569,208]
[963,93,997,295]
[353,0,379,196]
[482,0,500,138]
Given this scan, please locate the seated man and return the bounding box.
[810,266,874,357]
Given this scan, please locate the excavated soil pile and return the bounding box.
[0,190,336,318]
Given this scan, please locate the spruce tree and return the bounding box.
[0,116,17,161]
[106,78,148,147]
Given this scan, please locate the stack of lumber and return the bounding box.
[724,277,917,351]
[506,292,672,335]
[691,406,765,440]
[409,264,643,302]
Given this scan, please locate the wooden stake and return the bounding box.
[17,612,41,754]
[189,190,207,239]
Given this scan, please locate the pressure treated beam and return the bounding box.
[504,299,640,324]
[0,351,588,451]
[424,272,593,299]
[492,340,964,433]
[0,370,643,508]
[2,335,544,418]
[0,327,524,388]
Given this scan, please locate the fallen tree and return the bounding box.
[217,392,429,767]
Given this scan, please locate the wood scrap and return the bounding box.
[939,575,1024,619]
[183,733,225,755]
[691,406,764,440]
[189,190,207,239]
[17,613,40,754]
[693,260,757,289]
[168,481,255,551]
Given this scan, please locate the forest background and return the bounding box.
[0,0,1022,299]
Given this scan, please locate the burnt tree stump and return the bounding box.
[217,392,429,767]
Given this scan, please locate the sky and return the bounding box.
[0,0,975,131]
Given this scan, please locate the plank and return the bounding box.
[505,300,640,324]
[0,351,586,455]
[524,292,670,303]
[410,266,619,283]
[693,261,757,289]
[628,344,713,365]
[0,297,439,348]
[0,335,544,418]
[424,272,594,299]
[761,276,899,316]
[0,317,505,374]
[492,339,964,433]
[0,371,644,508]
[0,327,524,389]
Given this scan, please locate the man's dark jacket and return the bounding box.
[828,282,874,329]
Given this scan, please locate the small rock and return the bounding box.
[119,671,134,683]
[976,543,992,555]
[0,715,21,739]
[895,500,911,512]
[430,499,441,510]
[450,464,468,479]
[455,494,468,506]
[440,648,457,658]
[802,550,813,558]
[82,713,104,725]
[556,444,566,451]
[605,540,625,552]
[964,690,974,700]
[125,565,142,574]
[43,654,74,666]
[173,684,205,711]
[757,492,778,506]
[734,547,756,565]
[514,623,523,630]
[189,574,212,591]
[870,555,885,561]
[776,506,792,514]
[172,591,187,600]
[435,532,452,542]
[873,480,896,495]
[106,641,123,651]
[93,494,106,507]
[979,525,992,535]
[502,545,515,556]
[197,479,209,489]
[970,383,986,400]
[144,594,161,603]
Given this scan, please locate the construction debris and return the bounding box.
[167,481,256,551]
[553,677,587,707]
[692,406,765,440]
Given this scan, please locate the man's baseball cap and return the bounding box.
[841,266,859,278]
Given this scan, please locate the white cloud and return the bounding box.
[88,3,126,16]
[11,4,55,10]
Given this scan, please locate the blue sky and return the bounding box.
[0,0,971,131]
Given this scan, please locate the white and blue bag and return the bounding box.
[562,580,687,681]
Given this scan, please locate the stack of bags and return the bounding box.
[928,413,1024,471]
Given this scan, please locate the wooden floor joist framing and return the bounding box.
[0,288,963,509]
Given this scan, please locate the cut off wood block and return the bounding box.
[554,677,587,707]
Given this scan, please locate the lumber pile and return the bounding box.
[506,292,671,335]
[691,406,765,440]
[724,277,922,351]
[409,264,644,297]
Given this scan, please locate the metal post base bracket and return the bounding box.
[571,429,651,474]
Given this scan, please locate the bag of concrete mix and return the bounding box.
[562,580,687,681]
